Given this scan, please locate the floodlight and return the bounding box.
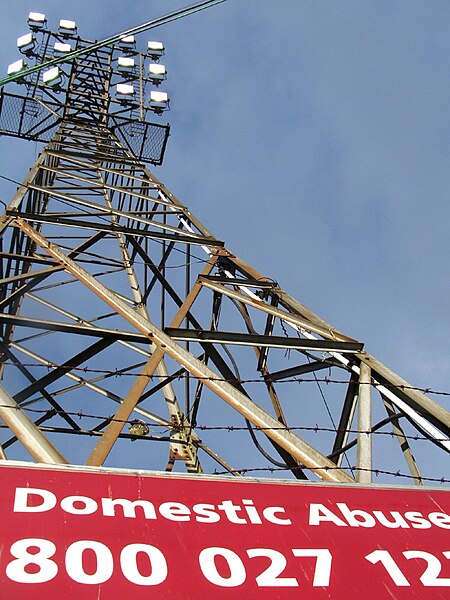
[17,33,35,56]
[149,90,169,113]
[118,35,136,52]
[7,59,27,76]
[117,56,135,72]
[54,42,72,54]
[116,83,135,102]
[148,63,166,85]
[42,66,63,87]
[150,91,168,102]
[28,12,46,30]
[59,19,77,34]
[147,41,164,59]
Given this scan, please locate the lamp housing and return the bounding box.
[116,83,136,103]
[149,90,169,113]
[7,59,27,76]
[118,35,136,52]
[17,33,35,56]
[28,12,47,30]
[148,63,166,85]
[59,19,77,35]
[147,41,164,60]
[42,66,63,88]
[117,56,136,72]
[54,42,72,54]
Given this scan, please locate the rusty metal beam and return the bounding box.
[15,217,354,483]
[85,255,218,467]
[199,276,354,342]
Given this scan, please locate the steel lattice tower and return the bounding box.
[0,12,449,486]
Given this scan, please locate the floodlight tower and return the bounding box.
[0,11,449,486]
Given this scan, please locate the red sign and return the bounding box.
[0,462,449,599]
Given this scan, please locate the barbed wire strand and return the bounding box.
[2,412,446,483]
[0,403,447,443]
[212,465,450,484]
[1,360,448,397]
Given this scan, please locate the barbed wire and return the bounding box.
[1,360,448,397]
[2,407,447,483]
[212,464,450,484]
[0,404,448,443]
[0,405,447,484]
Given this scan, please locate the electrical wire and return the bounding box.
[0,174,22,187]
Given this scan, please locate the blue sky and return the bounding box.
[0,1,448,479]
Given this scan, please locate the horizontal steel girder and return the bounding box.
[165,328,364,353]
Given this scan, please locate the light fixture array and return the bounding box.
[6,11,170,113]
[7,11,80,91]
[113,33,169,114]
